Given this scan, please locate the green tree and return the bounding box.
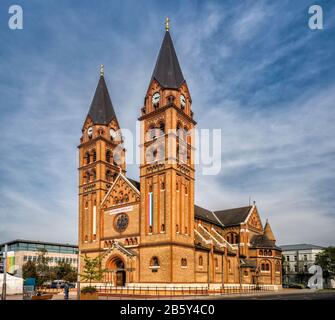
[52,261,77,282]
[35,249,51,286]
[315,247,335,279]
[80,253,106,287]
[22,260,38,280]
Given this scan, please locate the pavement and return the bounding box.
[4,289,335,300]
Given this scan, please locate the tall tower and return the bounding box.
[138,19,196,283]
[78,66,125,252]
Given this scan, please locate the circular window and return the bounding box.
[114,213,129,232]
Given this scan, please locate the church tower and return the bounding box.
[78,66,125,252]
[138,19,196,283]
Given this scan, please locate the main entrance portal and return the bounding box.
[106,256,126,286]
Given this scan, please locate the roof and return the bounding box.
[280,244,325,251]
[214,206,252,226]
[88,75,116,125]
[194,205,222,226]
[0,239,78,248]
[250,235,280,250]
[151,31,185,89]
[263,220,275,241]
[128,178,140,191]
[240,259,257,269]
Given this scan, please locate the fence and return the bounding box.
[95,284,273,299]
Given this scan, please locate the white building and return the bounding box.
[280,243,324,285]
[0,239,78,278]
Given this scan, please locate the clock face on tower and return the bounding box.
[114,213,129,232]
[152,92,160,104]
[87,127,93,137]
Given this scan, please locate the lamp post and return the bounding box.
[1,244,8,300]
[77,250,81,300]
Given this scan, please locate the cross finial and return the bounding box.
[100,64,104,77]
[165,17,170,31]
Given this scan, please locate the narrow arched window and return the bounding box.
[92,170,96,181]
[215,258,218,268]
[92,150,96,162]
[106,170,111,182]
[150,257,160,267]
[85,152,90,165]
[106,150,111,163]
[161,224,165,232]
[199,256,203,266]
[85,171,90,183]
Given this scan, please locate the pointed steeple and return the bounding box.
[264,219,276,241]
[87,65,116,125]
[150,19,185,89]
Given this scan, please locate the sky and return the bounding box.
[0,0,334,246]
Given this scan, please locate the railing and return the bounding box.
[95,284,274,299]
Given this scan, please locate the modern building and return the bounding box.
[0,239,79,278]
[78,20,282,290]
[280,243,324,286]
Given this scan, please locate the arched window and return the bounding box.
[92,150,96,162]
[147,124,155,140]
[85,171,90,183]
[226,234,231,243]
[159,122,165,136]
[125,239,129,246]
[181,258,187,267]
[266,263,270,271]
[260,250,263,256]
[228,260,231,271]
[150,257,160,267]
[92,170,96,181]
[134,238,138,245]
[85,152,90,165]
[261,263,265,271]
[161,224,165,232]
[161,181,165,190]
[106,150,111,163]
[176,224,179,233]
[268,250,272,256]
[185,226,188,234]
[106,170,111,182]
[215,258,218,268]
[199,256,203,266]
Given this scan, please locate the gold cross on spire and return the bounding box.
[165,17,170,31]
[100,64,104,77]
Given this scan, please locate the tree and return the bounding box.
[80,253,106,287]
[35,249,51,286]
[22,260,38,280]
[52,261,77,283]
[315,247,335,279]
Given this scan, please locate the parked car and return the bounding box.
[51,280,66,288]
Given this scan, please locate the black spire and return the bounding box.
[151,29,185,89]
[88,67,116,125]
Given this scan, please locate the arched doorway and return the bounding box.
[106,256,126,286]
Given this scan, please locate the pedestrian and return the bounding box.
[64,282,69,300]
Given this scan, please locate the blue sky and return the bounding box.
[0,0,334,246]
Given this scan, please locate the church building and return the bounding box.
[78,20,282,290]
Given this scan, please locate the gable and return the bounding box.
[101,173,140,209]
[246,206,263,230]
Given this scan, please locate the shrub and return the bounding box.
[81,286,97,294]
[289,283,305,289]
